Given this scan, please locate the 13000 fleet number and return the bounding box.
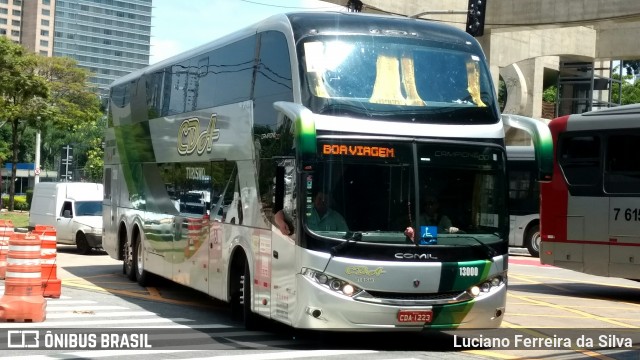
[459,267,479,276]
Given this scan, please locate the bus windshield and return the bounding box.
[299,36,498,124]
[303,140,507,246]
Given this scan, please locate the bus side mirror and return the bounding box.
[502,114,554,182]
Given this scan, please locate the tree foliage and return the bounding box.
[0,37,49,210]
[0,38,103,210]
[611,67,640,105]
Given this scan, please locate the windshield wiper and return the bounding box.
[450,235,498,261]
[330,231,362,255]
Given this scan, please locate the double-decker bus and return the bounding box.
[540,104,640,280]
[103,11,551,330]
[507,146,541,257]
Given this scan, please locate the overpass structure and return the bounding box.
[322,0,640,136]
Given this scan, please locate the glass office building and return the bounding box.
[53,0,152,98]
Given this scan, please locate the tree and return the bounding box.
[0,39,103,210]
[611,67,640,105]
[622,60,640,76]
[35,56,103,183]
[0,37,49,210]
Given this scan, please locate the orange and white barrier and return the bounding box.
[35,225,61,298]
[0,232,47,322]
[0,219,13,279]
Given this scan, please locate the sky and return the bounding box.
[150,0,346,64]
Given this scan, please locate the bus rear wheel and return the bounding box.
[123,236,136,281]
[134,233,150,286]
[525,224,541,258]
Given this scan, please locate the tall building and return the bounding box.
[1,0,54,55]
[52,0,152,98]
[1,0,152,98]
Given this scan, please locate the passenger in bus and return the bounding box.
[274,190,347,235]
[404,194,459,243]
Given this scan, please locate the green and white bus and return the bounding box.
[103,11,552,330]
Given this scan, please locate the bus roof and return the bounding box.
[110,11,482,89]
[581,103,640,116]
[561,104,640,131]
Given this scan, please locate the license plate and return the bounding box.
[397,310,433,323]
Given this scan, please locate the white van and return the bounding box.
[29,182,103,254]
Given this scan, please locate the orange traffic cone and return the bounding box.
[0,232,47,322]
[35,225,61,298]
[0,219,13,279]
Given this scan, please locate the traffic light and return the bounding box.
[346,0,363,12]
[466,0,487,37]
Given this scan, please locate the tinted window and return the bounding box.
[196,35,256,110]
[166,59,190,115]
[605,133,640,194]
[508,162,539,215]
[254,31,293,128]
[558,135,601,187]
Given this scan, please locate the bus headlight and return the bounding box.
[302,268,362,297]
[467,272,506,298]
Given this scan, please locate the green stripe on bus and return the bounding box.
[296,114,316,156]
[438,259,491,292]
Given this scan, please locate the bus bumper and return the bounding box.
[289,275,506,331]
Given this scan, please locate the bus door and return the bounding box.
[270,158,296,325]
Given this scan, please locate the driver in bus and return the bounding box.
[404,193,459,243]
[275,190,348,235]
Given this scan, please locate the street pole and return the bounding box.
[35,130,41,184]
[65,145,70,182]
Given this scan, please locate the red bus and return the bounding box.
[540,104,640,279]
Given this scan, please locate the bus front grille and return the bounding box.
[355,290,471,306]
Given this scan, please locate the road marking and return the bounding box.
[44,300,98,305]
[60,280,218,307]
[45,311,160,319]
[187,350,378,360]
[46,305,129,311]
[508,292,637,328]
[123,323,235,329]
[501,321,617,360]
[0,317,193,328]
[463,350,519,359]
[7,350,194,359]
[511,273,640,291]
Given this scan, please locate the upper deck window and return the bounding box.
[299,36,498,124]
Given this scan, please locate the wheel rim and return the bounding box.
[136,238,143,277]
[532,231,541,252]
[124,238,133,272]
[240,273,246,305]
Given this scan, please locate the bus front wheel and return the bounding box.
[525,224,541,258]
